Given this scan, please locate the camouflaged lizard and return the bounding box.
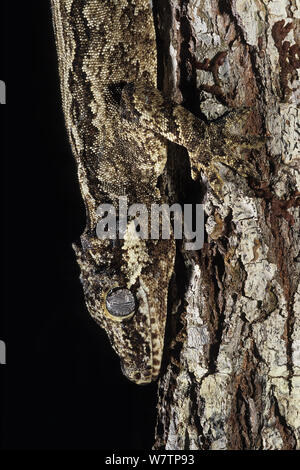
[51,0,263,384]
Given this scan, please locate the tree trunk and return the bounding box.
[153,0,300,450]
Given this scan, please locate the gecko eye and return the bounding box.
[105,288,136,321]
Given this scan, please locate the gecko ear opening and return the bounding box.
[104,287,136,321]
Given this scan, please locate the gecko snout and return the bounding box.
[120,362,153,385]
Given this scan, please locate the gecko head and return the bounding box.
[73,232,175,384]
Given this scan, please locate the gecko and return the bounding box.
[51,0,263,384]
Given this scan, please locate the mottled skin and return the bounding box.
[51,0,176,384]
[51,0,263,384]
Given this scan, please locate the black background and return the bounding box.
[1,2,158,450]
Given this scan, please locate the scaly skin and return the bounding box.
[51,0,263,384]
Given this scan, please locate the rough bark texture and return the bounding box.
[153,0,300,450]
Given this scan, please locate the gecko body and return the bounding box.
[51,0,176,384]
[51,0,263,384]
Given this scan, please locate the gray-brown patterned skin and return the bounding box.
[51,0,263,384]
[51,0,176,384]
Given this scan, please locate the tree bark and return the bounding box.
[153,0,300,450]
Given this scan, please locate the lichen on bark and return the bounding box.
[153,0,300,450]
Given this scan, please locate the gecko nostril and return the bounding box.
[105,287,136,320]
[120,362,152,385]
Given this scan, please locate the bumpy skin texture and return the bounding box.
[51,0,262,384]
[51,0,176,384]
